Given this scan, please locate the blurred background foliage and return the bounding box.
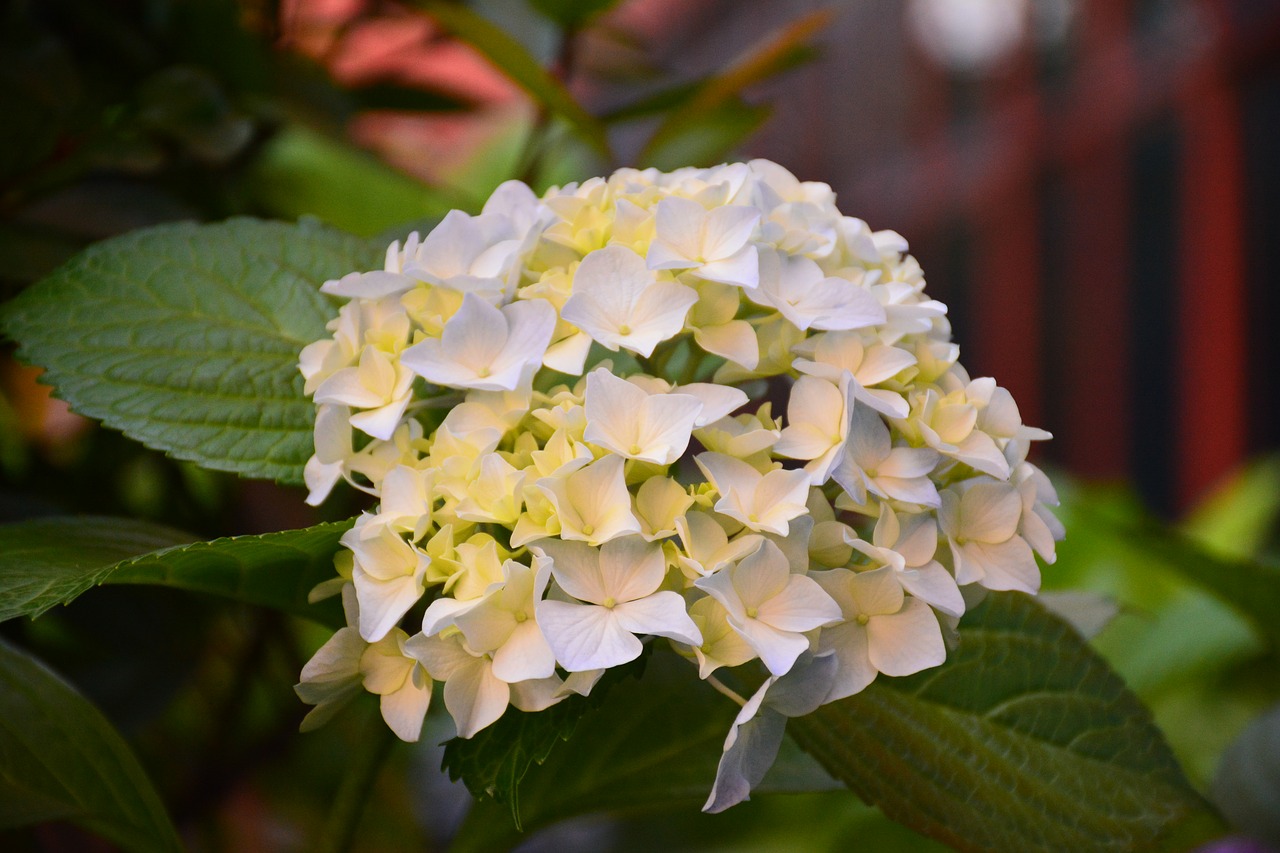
[1,0,1278,850]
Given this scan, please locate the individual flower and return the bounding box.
[560,245,698,356]
[400,293,556,392]
[694,540,841,676]
[536,536,702,671]
[810,566,946,701]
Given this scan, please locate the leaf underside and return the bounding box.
[789,591,1220,853]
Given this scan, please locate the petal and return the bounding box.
[490,619,557,683]
[866,597,946,677]
[583,368,648,453]
[677,383,749,427]
[968,537,1041,594]
[598,535,668,603]
[613,591,702,646]
[897,562,965,618]
[649,196,706,263]
[702,705,787,813]
[698,244,760,288]
[354,570,424,642]
[730,540,791,610]
[635,392,704,464]
[701,205,760,261]
[442,292,508,370]
[818,622,876,702]
[380,678,433,742]
[694,321,759,369]
[731,615,811,677]
[960,482,1023,543]
[847,566,905,617]
[757,574,842,633]
[536,538,607,604]
[444,657,511,739]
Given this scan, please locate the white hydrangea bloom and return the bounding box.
[295,159,1062,811]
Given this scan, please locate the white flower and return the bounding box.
[345,521,430,642]
[305,403,353,505]
[399,209,524,297]
[793,331,915,418]
[832,404,940,508]
[774,375,855,485]
[313,345,415,441]
[687,596,757,677]
[694,540,841,676]
[582,369,703,465]
[845,503,964,618]
[295,586,366,731]
[536,454,641,546]
[751,253,885,332]
[535,536,702,671]
[633,475,695,541]
[938,480,1040,593]
[675,511,763,580]
[406,632,510,738]
[561,245,698,356]
[401,293,556,392]
[360,628,434,741]
[362,465,434,541]
[695,452,810,536]
[646,196,760,288]
[422,557,556,684]
[811,566,946,702]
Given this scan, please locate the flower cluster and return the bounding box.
[294,160,1062,809]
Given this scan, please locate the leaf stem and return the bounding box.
[318,706,397,853]
[706,674,748,707]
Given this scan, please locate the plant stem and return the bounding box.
[706,674,748,707]
[319,706,397,853]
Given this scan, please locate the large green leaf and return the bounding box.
[0,638,182,852]
[442,652,652,826]
[0,516,194,622]
[788,591,1222,853]
[449,651,736,852]
[0,516,350,628]
[1,218,380,484]
[109,520,350,627]
[449,648,840,851]
[412,1,613,160]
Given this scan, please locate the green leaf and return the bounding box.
[788,591,1222,853]
[0,637,182,852]
[0,516,194,622]
[108,520,350,627]
[641,99,772,172]
[0,516,350,628]
[638,9,831,166]
[526,0,622,29]
[412,1,613,160]
[450,650,839,852]
[449,650,735,852]
[442,653,651,827]
[1070,499,1280,648]
[1,218,381,484]
[249,125,465,238]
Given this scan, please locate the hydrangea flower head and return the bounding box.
[294,160,1061,811]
